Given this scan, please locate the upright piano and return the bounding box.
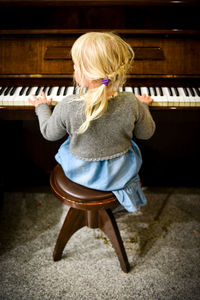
[0,0,200,188]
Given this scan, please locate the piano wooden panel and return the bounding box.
[0,0,199,31]
[0,36,200,75]
[0,0,200,188]
[136,109,200,186]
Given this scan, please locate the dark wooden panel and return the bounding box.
[1,108,200,188]
[44,46,71,60]
[0,35,199,75]
[127,37,200,75]
[0,1,199,30]
[136,109,200,187]
[44,46,165,61]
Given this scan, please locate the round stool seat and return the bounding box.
[50,164,130,273]
[50,164,118,210]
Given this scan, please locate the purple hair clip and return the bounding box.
[101,78,110,86]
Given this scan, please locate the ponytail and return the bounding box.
[77,83,108,134]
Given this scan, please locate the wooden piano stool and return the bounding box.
[50,164,130,273]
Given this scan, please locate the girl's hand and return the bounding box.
[28,91,52,107]
[137,94,153,105]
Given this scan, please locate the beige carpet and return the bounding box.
[0,187,200,299]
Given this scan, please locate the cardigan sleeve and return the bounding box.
[133,100,156,140]
[35,102,67,141]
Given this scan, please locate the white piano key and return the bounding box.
[0,87,8,105]
[162,87,177,106]
[149,87,167,106]
[56,86,65,97]
[15,86,35,106]
[2,86,19,106]
[7,87,19,106]
[124,86,133,93]
[163,87,175,105]
[169,87,181,107]
[48,86,75,105]
[25,86,38,106]
[149,87,155,97]
[187,87,200,105]
[49,86,60,105]
[152,87,166,106]
[177,87,191,106]
[140,87,149,96]
[12,86,26,105]
[193,87,200,105]
[155,87,167,102]
[134,87,141,95]
[195,87,200,106]
[66,86,75,96]
[82,87,87,94]
[74,86,80,95]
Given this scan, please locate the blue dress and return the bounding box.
[55,138,147,212]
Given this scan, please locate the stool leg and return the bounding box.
[53,207,86,261]
[98,208,130,273]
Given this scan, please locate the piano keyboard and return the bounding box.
[0,85,200,107]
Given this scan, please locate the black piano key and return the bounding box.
[153,87,157,96]
[4,86,12,96]
[147,87,151,96]
[73,87,77,94]
[137,87,142,95]
[57,86,62,96]
[183,87,189,97]
[63,87,68,96]
[174,87,179,96]
[35,87,41,96]
[194,87,200,96]
[158,87,163,96]
[42,86,48,93]
[47,87,52,96]
[189,87,195,97]
[25,87,32,96]
[0,87,6,95]
[10,86,17,96]
[19,86,27,96]
[167,87,173,96]
[132,87,135,94]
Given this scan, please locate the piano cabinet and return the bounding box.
[0,107,200,189]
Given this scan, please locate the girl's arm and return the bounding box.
[133,94,156,140]
[28,91,67,141]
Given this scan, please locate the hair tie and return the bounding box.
[101,78,110,86]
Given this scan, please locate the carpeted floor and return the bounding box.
[0,187,200,300]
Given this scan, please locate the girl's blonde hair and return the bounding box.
[71,32,134,134]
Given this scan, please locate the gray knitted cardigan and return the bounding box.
[35,92,156,161]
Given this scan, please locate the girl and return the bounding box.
[29,32,155,212]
